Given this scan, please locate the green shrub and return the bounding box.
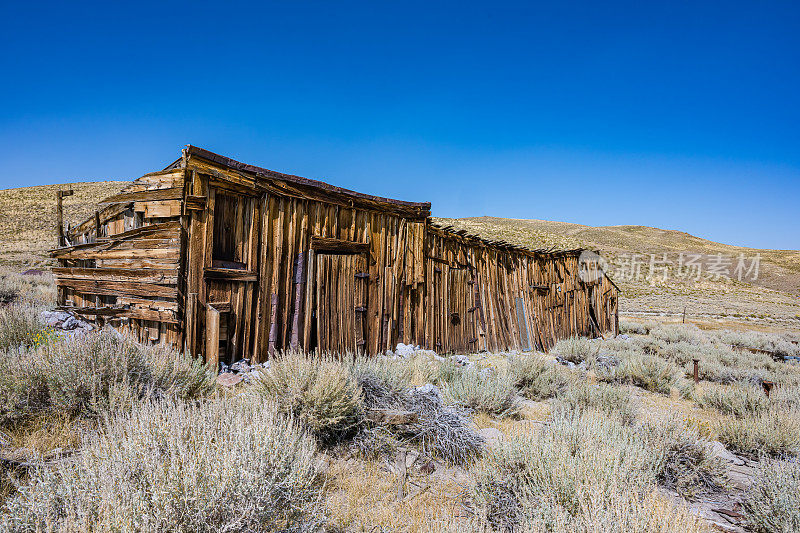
[252,352,363,444]
[0,329,217,423]
[443,367,520,418]
[508,355,572,400]
[555,381,637,425]
[1,398,323,532]
[695,382,769,418]
[742,458,800,533]
[553,336,597,364]
[715,408,800,457]
[0,305,48,352]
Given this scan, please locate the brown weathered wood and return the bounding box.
[203,268,258,282]
[100,187,184,205]
[62,306,178,324]
[205,304,221,370]
[184,195,207,211]
[53,267,178,284]
[56,278,177,299]
[55,189,74,247]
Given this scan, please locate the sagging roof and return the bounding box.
[182,145,432,218]
[428,222,586,257]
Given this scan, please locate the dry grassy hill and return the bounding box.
[0,181,128,265]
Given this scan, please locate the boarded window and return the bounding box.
[212,193,247,269]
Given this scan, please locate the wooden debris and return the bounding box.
[366,408,419,425]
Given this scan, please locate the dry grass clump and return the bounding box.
[599,354,679,395]
[715,408,800,458]
[443,367,520,418]
[695,382,769,417]
[0,305,49,352]
[252,352,363,445]
[651,323,706,345]
[0,269,55,307]
[741,457,800,533]
[323,459,463,532]
[470,410,705,532]
[508,355,572,400]
[713,329,800,357]
[1,398,323,532]
[619,318,656,335]
[555,380,637,425]
[0,329,217,423]
[638,417,727,500]
[552,336,598,364]
[351,365,484,465]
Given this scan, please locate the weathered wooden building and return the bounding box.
[52,146,618,367]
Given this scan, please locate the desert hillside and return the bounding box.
[0,181,128,265]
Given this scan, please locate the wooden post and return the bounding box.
[205,304,221,371]
[682,307,687,324]
[692,358,700,384]
[186,294,197,357]
[396,449,407,500]
[56,189,74,247]
[94,210,101,241]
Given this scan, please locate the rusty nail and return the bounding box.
[762,381,774,398]
[692,358,700,384]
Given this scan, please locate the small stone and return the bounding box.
[707,441,746,466]
[61,317,81,330]
[230,359,250,373]
[39,310,71,327]
[395,343,417,357]
[451,354,470,366]
[217,373,243,387]
[478,427,505,448]
[413,384,443,405]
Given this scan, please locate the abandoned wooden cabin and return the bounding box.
[52,146,619,367]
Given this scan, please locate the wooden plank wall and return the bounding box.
[181,155,428,365]
[54,149,619,365]
[424,226,619,353]
[54,168,186,347]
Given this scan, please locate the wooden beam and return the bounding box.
[53,267,178,285]
[60,305,178,324]
[310,236,370,254]
[55,278,178,299]
[203,268,258,282]
[184,195,207,211]
[99,187,184,205]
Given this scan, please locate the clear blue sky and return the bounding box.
[2,1,798,249]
